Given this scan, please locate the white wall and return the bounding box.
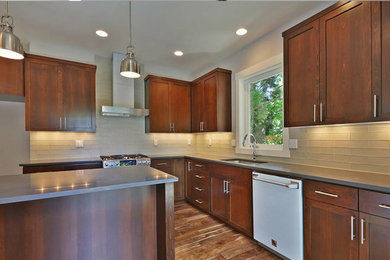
[0,101,30,175]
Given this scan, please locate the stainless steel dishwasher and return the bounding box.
[252,172,303,260]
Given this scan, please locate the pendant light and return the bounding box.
[120,1,140,78]
[0,1,23,60]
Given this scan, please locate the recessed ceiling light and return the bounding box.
[96,30,108,38]
[174,50,184,56]
[236,28,248,36]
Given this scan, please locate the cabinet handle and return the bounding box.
[351,216,356,241]
[195,174,205,179]
[195,164,203,168]
[361,219,365,245]
[379,204,390,210]
[64,117,67,129]
[169,123,173,132]
[200,122,204,131]
[172,122,175,132]
[223,180,226,194]
[195,199,203,204]
[157,162,167,166]
[60,117,62,129]
[374,95,377,118]
[187,162,192,171]
[195,187,204,192]
[226,181,230,194]
[314,190,339,198]
[320,103,323,122]
[313,104,316,122]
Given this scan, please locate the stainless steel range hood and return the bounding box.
[101,52,149,117]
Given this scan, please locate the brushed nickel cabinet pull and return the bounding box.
[172,122,175,132]
[223,180,226,194]
[195,164,203,168]
[313,104,316,122]
[187,161,192,171]
[195,174,205,179]
[200,122,204,131]
[379,204,390,210]
[226,181,230,194]
[374,95,377,118]
[195,199,203,204]
[351,216,355,241]
[60,117,62,129]
[157,162,167,166]
[64,117,67,129]
[320,103,323,122]
[361,219,365,245]
[314,190,339,198]
[195,187,203,192]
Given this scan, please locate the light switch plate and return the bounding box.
[231,139,236,147]
[208,139,212,146]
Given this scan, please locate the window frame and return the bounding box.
[235,54,290,158]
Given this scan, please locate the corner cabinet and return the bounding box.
[284,1,390,127]
[145,75,191,133]
[191,68,232,132]
[25,54,96,132]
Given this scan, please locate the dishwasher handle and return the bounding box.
[253,173,299,189]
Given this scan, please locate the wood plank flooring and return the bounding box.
[174,202,281,260]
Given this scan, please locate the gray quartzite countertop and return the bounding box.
[0,166,177,204]
[19,153,390,193]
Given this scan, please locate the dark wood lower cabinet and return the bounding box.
[23,162,103,174]
[359,212,390,260]
[304,198,359,260]
[210,174,229,220]
[151,158,185,201]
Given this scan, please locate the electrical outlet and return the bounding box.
[208,139,212,146]
[231,139,236,147]
[75,140,84,148]
[289,139,298,149]
[187,139,192,145]
[153,139,158,146]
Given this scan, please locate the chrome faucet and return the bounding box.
[242,133,257,160]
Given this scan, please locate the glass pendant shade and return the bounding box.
[0,16,24,60]
[120,48,140,78]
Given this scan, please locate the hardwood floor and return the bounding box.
[174,202,281,260]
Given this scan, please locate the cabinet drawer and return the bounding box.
[189,159,208,173]
[151,159,172,173]
[304,180,358,210]
[190,171,209,184]
[360,189,390,219]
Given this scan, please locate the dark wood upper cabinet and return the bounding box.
[191,68,232,132]
[25,56,62,131]
[373,1,390,121]
[304,199,359,260]
[62,64,96,132]
[25,54,96,132]
[145,75,191,133]
[0,56,24,97]
[284,20,320,127]
[283,1,390,126]
[320,1,372,124]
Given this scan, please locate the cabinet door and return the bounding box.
[304,199,358,260]
[191,80,204,132]
[203,74,218,132]
[62,64,96,132]
[25,57,62,131]
[284,20,320,127]
[229,180,252,236]
[210,175,229,220]
[0,57,23,97]
[359,213,390,260]
[169,82,191,133]
[320,2,372,124]
[377,2,390,120]
[149,80,170,132]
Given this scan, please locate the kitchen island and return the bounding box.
[0,167,177,260]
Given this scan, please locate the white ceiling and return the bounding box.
[5,1,328,76]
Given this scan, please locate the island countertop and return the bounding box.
[0,166,177,205]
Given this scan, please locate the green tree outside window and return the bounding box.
[249,73,283,145]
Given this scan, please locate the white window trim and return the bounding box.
[235,53,290,158]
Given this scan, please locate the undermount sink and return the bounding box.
[221,158,266,166]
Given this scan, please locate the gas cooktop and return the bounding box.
[100,154,151,168]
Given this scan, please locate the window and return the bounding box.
[236,55,290,158]
[249,72,283,145]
